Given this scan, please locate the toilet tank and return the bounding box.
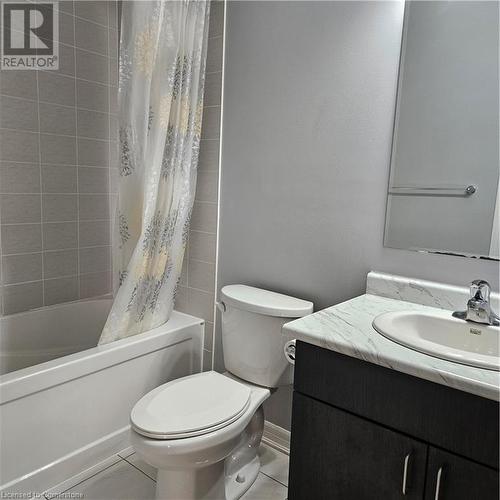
[219,285,313,388]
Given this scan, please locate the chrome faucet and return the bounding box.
[452,280,500,326]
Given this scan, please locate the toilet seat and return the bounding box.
[131,371,251,440]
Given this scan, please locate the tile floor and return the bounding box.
[46,444,288,500]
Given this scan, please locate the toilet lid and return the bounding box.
[130,371,251,439]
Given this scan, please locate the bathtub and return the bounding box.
[0,299,205,495]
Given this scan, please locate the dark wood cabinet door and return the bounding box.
[288,392,428,500]
[424,448,499,500]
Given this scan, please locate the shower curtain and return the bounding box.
[99,0,210,344]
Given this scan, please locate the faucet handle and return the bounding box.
[469,280,491,302]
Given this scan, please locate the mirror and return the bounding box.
[384,1,499,260]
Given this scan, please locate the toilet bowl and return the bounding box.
[130,285,313,500]
[131,371,270,500]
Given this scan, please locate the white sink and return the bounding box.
[372,309,500,371]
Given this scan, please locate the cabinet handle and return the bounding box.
[402,453,411,495]
[434,467,443,500]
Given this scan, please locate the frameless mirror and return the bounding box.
[384,1,499,260]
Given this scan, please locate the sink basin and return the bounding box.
[372,309,500,371]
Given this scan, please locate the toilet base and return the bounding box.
[156,461,226,500]
[155,456,260,500]
[225,455,260,500]
[153,406,265,500]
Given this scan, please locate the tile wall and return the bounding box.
[175,0,224,370]
[0,1,118,315]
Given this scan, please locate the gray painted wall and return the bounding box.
[217,1,500,430]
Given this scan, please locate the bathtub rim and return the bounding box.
[0,310,205,405]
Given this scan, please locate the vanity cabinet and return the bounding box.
[424,448,499,500]
[288,341,499,500]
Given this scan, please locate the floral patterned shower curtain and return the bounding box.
[99,0,210,344]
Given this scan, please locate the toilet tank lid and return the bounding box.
[220,285,313,318]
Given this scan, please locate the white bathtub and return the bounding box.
[0,299,113,375]
[0,299,204,495]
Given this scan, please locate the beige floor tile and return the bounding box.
[64,460,155,500]
[125,453,158,481]
[242,472,288,500]
[259,444,289,486]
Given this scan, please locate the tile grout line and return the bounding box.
[1,93,118,116]
[71,10,81,300]
[107,1,114,300]
[35,60,45,306]
[52,455,124,497]
[0,126,117,143]
[259,470,289,488]
[3,244,111,258]
[120,456,157,483]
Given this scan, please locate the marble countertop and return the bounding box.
[283,293,500,402]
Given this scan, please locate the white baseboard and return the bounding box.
[1,426,131,496]
[262,421,290,455]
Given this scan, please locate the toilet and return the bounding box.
[130,284,313,500]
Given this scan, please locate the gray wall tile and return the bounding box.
[75,1,108,26]
[38,72,76,107]
[77,109,109,139]
[39,103,76,135]
[191,201,217,232]
[204,323,214,351]
[0,96,38,131]
[44,276,79,305]
[76,49,109,84]
[201,106,221,140]
[0,71,37,100]
[108,2,118,29]
[198,140,219,171]
[204,72,222,106]
[3,281,43,314]
[79,220,110,247]
[209,1,224,37]
[1,2,118,313]
[77,79,108,111]
[1,224,42,254]
[79,271,111,298]
[206,36,223,72]
[0,163,40,193]
[180,254,188,286]
[44,249,78,278]
[189,230,216,263]
[58,12,76,46]
[195,171,218,202]
[0,129,39,162]
[0,194,41,224]
[79,245,111,274]
[41,165,78,193]
[188,259,215,292]
[174,285,188,313]
[42,194,78,222]
[187,287,214,322]
[40,134,77,164]
[58,1,74,16]
[43,222,78,250]
[78,167,109,193]
[79,194,109,220]
[2,253,42,284]
[108,28,118,58]
[78,138,109,166]
[57,44,76,77]
[75,18,109,56]
[202,350,212,371]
